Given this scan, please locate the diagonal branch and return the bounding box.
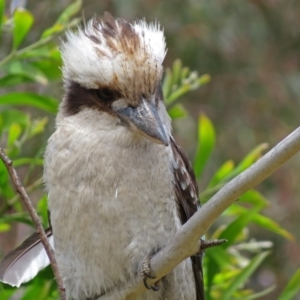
[100,126,300,299]
[0,149,66,300]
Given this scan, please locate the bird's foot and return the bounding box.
[141,256,160,291]
[200,238,227,250]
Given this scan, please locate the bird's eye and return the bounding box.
[97,88,115,102]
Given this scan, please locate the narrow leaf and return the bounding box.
[0,110,29,129]
[166,83,191,105]
[41,0,82,38]
[13,8,34,49]
[278,268,300,300]
[55,0,82,24]
[0,223,10,232]
[13,158,43,167]
[0,93,58,113]
[29,117,48,137]
[222,251,270,300]
[194,113,216,179]
[0,288,15,300]
[180,67,190,82]
[7,123,21,147]
[172,59,182,87]
[239,189,269,207]
[243,285,275,299]
[168,103,188,119]
[225,205,294,241]
[252,215,295,241]
[198,74,211,85]
[3,61,48,85]
[219,206,262,247]
[236,143,269,171]
[0,74,33,87]
[223,143,269,182]
[207,160,235,188]
[0,0,4,26]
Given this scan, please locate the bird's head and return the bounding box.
[60,13,169,146]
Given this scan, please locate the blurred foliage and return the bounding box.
[0,0,300,299]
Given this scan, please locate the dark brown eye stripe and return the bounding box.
[63,81,118,116]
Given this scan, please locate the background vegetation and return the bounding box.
[0,0,300,299]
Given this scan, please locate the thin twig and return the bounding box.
[100,126,300,299]
[0,149,66,300]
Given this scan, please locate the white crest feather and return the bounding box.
[61,13,167,99]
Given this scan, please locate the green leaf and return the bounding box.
[0,110,29,129]
[0,92,58,113]
[29,117,48,137]
[37,195,49,227]
[252,214,294,241]
[13,8,34,49]
[7,123,22,147]
[180,66,190,83]
[0,223,10,232]
[205,245,233,298]
[41,0,82,38]
[0,74,32,87]
[219,205,263,247]
[225,205,294,241]
[18,45,60,60]
[163,60,211,106]
[31,57,62,80]
[223,143,268,182]
[0,0,4,27]
[0,213,33,226]
[172,59,182,87]
[236,143,268,171]
[194,113,216,179]
[239,189,269,207]
[2,60,48,85]
[198,74,211,85]
[41,23,63,39]
[213,268,241,285]
[21,280,52,300]
[243,285,275,299]
[55,0,82,24]
[222,251,270,300]
[206,246,233,268]
[168,103,188,119]
[0,159,9,188]
[208,160,235,188]
[166,83,192,105]
[13,158,43,166]
[278,268,300,300]
[0,287,16,300]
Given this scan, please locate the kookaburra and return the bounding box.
[0,13,204,300]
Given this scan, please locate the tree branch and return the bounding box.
[0,149,67,300]
[100,126,300,299]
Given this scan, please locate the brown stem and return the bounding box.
[0,149,66,300]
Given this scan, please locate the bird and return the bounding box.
[0,13,205,300]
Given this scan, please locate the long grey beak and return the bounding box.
[114,98,169,146]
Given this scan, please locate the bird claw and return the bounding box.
[141,257,160,291]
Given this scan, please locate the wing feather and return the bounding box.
[170,137,205,300]
[0,228,53,287]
